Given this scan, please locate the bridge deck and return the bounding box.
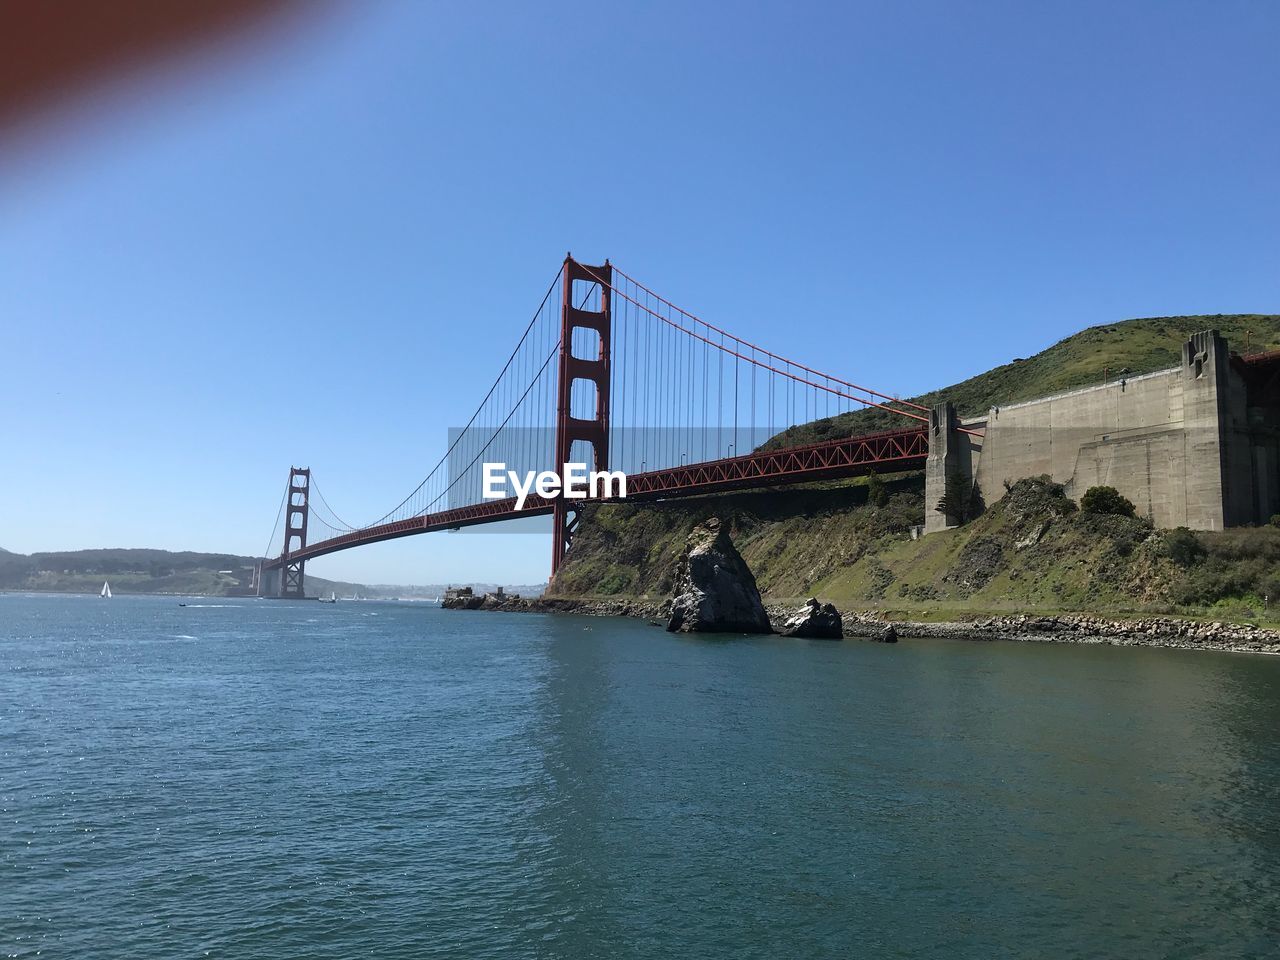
[265,426,928,568]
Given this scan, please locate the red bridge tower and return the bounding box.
[552,258,611,576]
[280,466,310,598]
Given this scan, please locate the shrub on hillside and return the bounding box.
[1070,506,1152,559]
[1080,486,1137,518]
[869,491,926,537]
[1109,518,1149,557]
[1168,526,1280,607]
[1001,475,1077,517]
[1271,514,1280,529]
[1162,526,1206,567]
[865,472,889,508]
[1172,566,1248,606]
[1200,526,1280,563]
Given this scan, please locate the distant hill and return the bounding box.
[764,313,1280,449]
[0,547,261,596]
[0,547,544,598]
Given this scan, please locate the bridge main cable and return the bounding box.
[263,254,978,578]
[587,261,931,422]
[358,263,568,530]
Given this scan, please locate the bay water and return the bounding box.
[4,594,1279,958]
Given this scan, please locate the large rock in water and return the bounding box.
[666,518,772,634]
[781,598,843,639]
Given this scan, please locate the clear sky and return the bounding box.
[2,0,1277,586]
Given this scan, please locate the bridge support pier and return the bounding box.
[925,403,960,533]
[924,402,987,534]
[552,258,611,577]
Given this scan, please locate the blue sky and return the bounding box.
[1,0,1277,586]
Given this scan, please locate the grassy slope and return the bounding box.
[765,313,1280,449]
[550,478,916,601]
[815,478,1280,624]
[552,312,1280,623]
[551,477,1280,625]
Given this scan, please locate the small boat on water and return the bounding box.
[100,581,112,599]
[318,591,337,604]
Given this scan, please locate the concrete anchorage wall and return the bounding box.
[924,331,1280,532]
[923,403,985,534]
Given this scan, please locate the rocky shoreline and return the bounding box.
[452,594,1280,656]
[842,611,1280,655]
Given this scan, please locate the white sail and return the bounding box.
[101,581,112,599]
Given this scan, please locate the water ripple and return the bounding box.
[2,596,1279,958]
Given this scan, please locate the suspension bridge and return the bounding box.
[255,256,946,597]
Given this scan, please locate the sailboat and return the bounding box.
[318,591,337,604]
[100,581,112,599]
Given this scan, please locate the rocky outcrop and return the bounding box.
[780,598,843,639]
[441,593,484,610]
[441,594,668,618]
[666,518,772,634]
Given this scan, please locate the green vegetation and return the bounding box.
[1162,527,1206,567]
[865,472,889,508]
[550,477,922,601]
[764,313,1280,449]
[1166,527,1280,612]
[551,476,1280,625]
[1080,485,1137,518]
[548,312,1280,625]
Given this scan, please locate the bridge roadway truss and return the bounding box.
[262,426,928,570]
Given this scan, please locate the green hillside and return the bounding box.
[554,310,1280,623]
[549,480,916,600]
[765,313,1280,449]
[550,477,1280,625]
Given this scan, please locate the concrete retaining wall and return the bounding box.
[925,331,1280,532]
